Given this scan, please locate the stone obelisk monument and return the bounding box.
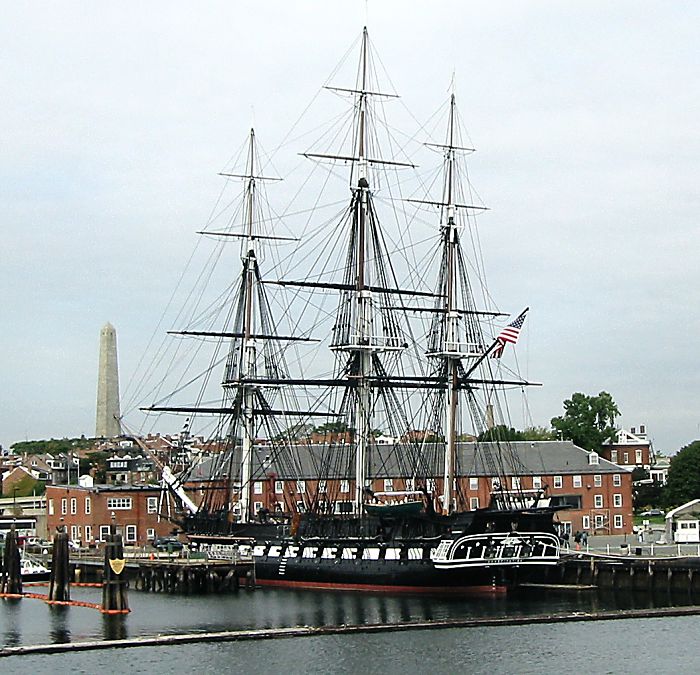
[96,322,121,438]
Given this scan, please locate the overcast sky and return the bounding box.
[1,1,698,454]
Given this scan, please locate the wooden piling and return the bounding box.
[48,527,71,602]
[101,518,130,614]
[1,524,22,595]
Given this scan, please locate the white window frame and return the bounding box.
[296,480,306,494]
[125,525,137,543]
[532,476,542,490]
[594,514,605,529]
[146,528,155,540]
[469,477,479,491]
[70,499,78,517]
[340,480,349,494]
[254,501,264,513]
[147,496,158,514]
[254,481,263,495]
[84,496,91,515]
[582,515,590,530]
[613,494,623,508]
[469,497,480,510]
[594,474,602,487]
[274,480,284,494]
[511,477,521,490]
[613,514,623,529]
[573,475,582,488]
[99,525,110,541]
[553,476,563,489]
[61,498,67,515]
[318,480,327,493]
[613,473,621,487]
[106,497,133,510]
[383,478,394,492]
[48,499,55,516]
[636,449,643,463]
[85,525,92,542]
[594,494,604,508]
[405,478,415,492]
[71,525,79,541]
[427,478,436,492]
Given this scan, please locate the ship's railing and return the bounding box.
[432,531,561,569]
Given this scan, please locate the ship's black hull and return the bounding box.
[188,507,561,595]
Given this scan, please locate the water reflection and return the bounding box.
[49,606,71,643]
[1,598,22,647]
[103,614,128,641]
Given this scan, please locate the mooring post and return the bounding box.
[101,514,129,614]
[48,526,71,602]
[1,523,22,595]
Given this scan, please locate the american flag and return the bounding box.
[490,308,528,359]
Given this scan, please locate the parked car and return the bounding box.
[153,537,184,552]
[640,509,665,517]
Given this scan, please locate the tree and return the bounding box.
[663,440,700,507]
[550,391,619,452]
[521,426,557,441]
[478,425,521,442]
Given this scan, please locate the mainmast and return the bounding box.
[237,128,258,523]
[442,95,459,515]
[353,28,371,513]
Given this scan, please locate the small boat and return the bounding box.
[21,555,50,582]
[364,492,425,517]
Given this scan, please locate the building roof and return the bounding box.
[184,440,627,482]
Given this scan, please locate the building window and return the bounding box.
[85,525,92,541]
[553,476,563,489]
[70,497,77,515]
[610,450,618,463]
[594,495,604,508]
[511,477,521,490]
[623,452,629,463]
[427,478,436,492]
[61,498,67,515]
[384,479,393,492]
[296,480,306,494]
[573,475,582,488]
[470,497,480,510]
[613,473,621,486]
[125,525,137,543]
[613,515,623,529]
[296,501,306,513]
[147,497,158,514]
[318,480,327,493]
[254,501,264,513]
[48,499,54,516]
[106,497,132,510]
[340,480,349,494]
[254,481,263,495]
[636,449,643,464]
[588,452,599,465]
[99,525,110,541]
[613,494,623,507]
[469,477,479,491]
[275,480,284,494]
[71,525,80,541]
[532,476,542,490]
[85,497,91,515]
[594,515,605,529]
[146,528,155,540]
[405,478,415,491]
[594,474,602,488]
[582,515,590,530]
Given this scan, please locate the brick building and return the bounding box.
[45,484,176,546]
[600,426,654,470]
[193,440,634,536]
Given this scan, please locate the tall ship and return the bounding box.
[140,28,561,594]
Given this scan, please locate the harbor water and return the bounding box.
[3,586,700,673]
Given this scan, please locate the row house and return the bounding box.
[600,426,654,470]
[45,484,175,547]
[193,440,634,535]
